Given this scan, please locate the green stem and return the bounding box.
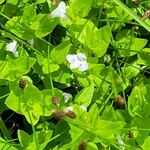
[112,0,150,32]
[27,111,39,150]
[0,93,9,100]
[22,91,39,150]
[47,48,54,95]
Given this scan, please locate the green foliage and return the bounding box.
[0,0,150,149]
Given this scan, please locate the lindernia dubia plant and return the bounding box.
[0,0,150,150]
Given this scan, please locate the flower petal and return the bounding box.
[50,1,67,20]
[77,53,87,61]
[78,61,88,72]
[6,40,18,57]
[64,106,73,113]
[80,105,87,112]
[63,92,72,103]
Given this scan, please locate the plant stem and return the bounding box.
[22,91,39,150]
[112,0,150,32]
[47,47,55,95]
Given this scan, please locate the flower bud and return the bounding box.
[19,78,27,89]
[142,9,150,20]
[114,95,125,108]
[128,131,134,138]
[51,96,60,105]
[132,0,140,5]
[66,111,76,119]
[78,141,87,150]
[53,110,66,120]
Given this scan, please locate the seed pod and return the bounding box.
[128,131,134,138]
[53,110,66,120]
[103,54,111,65]
[51,96,60,105]
[78,141,87,150]
[51,0,60,5]
[66,111,76,119]
[142,9,150,20]
[114,95,125,108]
[19,78,27,89]
[132,0,140,5]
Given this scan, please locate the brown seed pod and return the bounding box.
[78,141,87,150]
[114,95,125,108]
[19,78,27,89]
[132,0,140,5]
[53,110,66,120]
[51,96,60,105]
[142,9,150,20]
[51,0,60,5]
[128,131,134,138]
[66,111,76,119]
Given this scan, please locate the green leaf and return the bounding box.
[18,130,53,149]
[0,0,5,4]
[94,120,125,139]
[122,63,140,80]
[35,0,46,3]
[0,137,18,150]
[86,25,111,57]
[128,86,144,117]
[52,65,71,84]
[18,130,31,148]
[7,0,18,5]
[36,54,59,74]
[142,136,150,150]
[69,19,97,44]
[5,80,43,125]
[5,16,35,40]
[87,104,99,126]
[0,56,36,81]
[5,4,37,40]
[138,48,150,66]
[50,40,70,64]
[74,84,94,106]
[68,0,94,18]
[34,14,59,37]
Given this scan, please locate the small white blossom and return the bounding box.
[50,1,67,20]
[6,40,18,57]
[66,53,88,72]
[63,92,72,103]
[66,54,79,69]
[77,53,87,61]
[64,106,73,113]
[78,61,89,72]
[80,105,87,112]
[27,39,34,46]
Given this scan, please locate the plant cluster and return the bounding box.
[0,0,150,149]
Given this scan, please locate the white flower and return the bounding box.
[77,53,87,61]
[78,61,89,72]
[66,54,79,69]
[80,105,87,112]
[6,40,18,57]
[64,106,73,113]
[66,53,88,72]
[27,39,34,46]
[63,92,72,103]
[50,1,67,20]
